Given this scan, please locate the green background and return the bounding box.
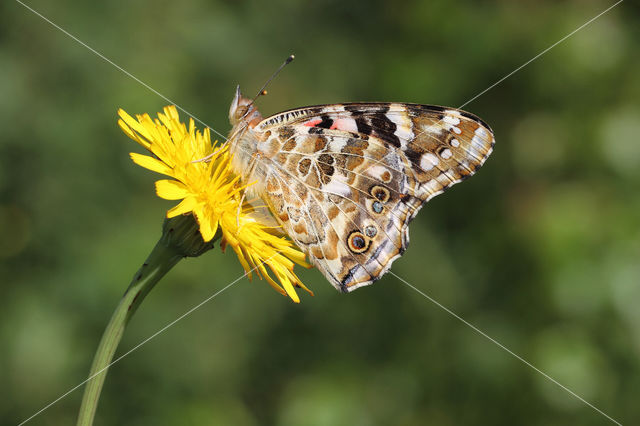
[2,0,639,424]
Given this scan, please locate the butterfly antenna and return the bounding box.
[250,54,295,105]
[224,54,295,152]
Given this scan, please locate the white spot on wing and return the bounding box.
[475,126,488,137]
[386,107,414,144]
[441,111,463,135]
[328,137,347,152]
[450,138,460,147]
[395,126,414,145]
[367,165,391,179]
[443,115,461,125]
[323,177,352,197]
[440,148,453,159]
[333,118,358,132]
[420,153,439,171]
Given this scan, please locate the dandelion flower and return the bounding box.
[117,106,312,302]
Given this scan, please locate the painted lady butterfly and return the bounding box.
[227,86,494,292]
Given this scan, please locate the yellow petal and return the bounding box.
[194,207,218,242]
[256,262,287,296]
[130,153,173,176]
[164,105,180,120]
[167,197,197,218]
[269,264,300,303]
[118,120,152,150]
[155,179,189,200]
[201,219,218,242]
[225,234,252,278]
[118,109,154,145]
[118,118,139,141]
[293,277,314,296]
[280,246,311,268]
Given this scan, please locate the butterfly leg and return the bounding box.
[236,153,263,228]
[191,141,229,163]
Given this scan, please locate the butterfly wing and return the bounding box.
[254,103,495,292]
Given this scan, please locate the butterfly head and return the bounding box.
[229,86,263,128]
[227,86,266,191]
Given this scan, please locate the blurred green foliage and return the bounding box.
[1,0,639,425]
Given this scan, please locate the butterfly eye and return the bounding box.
[365,225,377,238]
[235,105,249,116]
[347,231,369,253]
[370,185,390,203]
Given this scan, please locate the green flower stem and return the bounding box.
[77,216,215,426]
[76,241,180,426]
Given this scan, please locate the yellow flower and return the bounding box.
[117,105,313,303]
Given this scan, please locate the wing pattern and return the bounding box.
[247,103,494,292]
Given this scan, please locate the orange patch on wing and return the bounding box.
[311,246,325,259]
[293,223,307,234]
[304,118,322,127]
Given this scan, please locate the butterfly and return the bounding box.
[227,86,494,293]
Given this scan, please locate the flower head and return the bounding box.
[118,106,312,302]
